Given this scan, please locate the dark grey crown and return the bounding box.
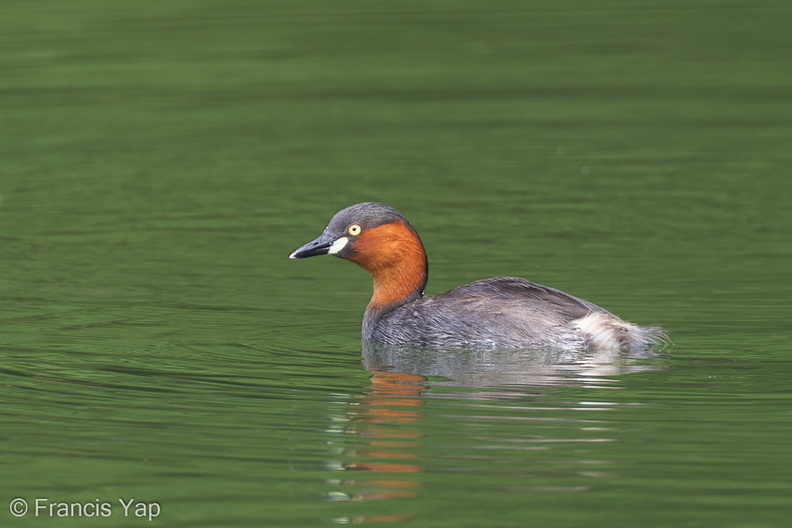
[325,202,408,235]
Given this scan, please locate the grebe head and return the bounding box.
[289,202,428,309]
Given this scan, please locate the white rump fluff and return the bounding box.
[572,312,665,352]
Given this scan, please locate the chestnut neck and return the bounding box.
[348,220,428,313]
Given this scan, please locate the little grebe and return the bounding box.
[290,202,664,351]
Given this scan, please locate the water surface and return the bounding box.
[2,1,791,527]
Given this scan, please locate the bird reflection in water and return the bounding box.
[326,341,667,524]
[326,368,425,524]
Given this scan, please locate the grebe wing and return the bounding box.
[427,277,610,322]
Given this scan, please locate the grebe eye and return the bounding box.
[347,224,362,236]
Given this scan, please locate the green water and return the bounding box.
[2,1,791,526]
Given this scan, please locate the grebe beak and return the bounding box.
[289,232,348,259]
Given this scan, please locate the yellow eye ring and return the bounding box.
[347,224,362,236]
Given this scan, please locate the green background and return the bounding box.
[2,1,790,526]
